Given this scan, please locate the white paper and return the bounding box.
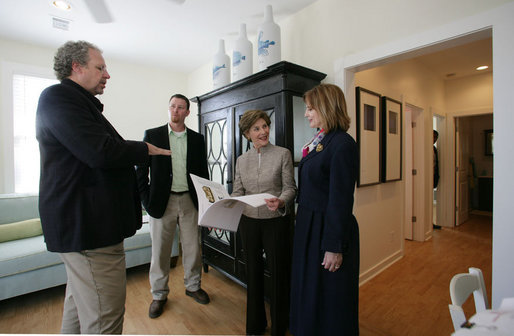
[190,174,274,231]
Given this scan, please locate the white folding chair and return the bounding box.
[448,267,489,331]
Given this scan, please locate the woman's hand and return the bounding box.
[322,251,343,272]
[264,197,284,211]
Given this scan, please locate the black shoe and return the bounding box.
[149,298,167,318]
[433,224,442,230]
[185,288,210,304]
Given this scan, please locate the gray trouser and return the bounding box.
[149,192,202,300]
[59,242,126,334]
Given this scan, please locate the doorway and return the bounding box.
[433,115,444,228]
[454,114,493,226]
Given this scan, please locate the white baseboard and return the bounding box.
[359,249,403,286]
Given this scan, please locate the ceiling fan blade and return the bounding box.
[83,0,114,23]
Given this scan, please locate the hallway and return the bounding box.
[359,214,492,335]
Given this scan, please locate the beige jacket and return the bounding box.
[232,143,297,219]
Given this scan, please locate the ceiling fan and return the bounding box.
[83,0,186,24]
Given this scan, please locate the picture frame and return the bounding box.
[355,87,381,187]
[381,96,402,182]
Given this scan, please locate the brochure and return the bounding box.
[190,173,274,231]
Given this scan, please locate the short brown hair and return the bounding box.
[169,93,190,110]
[303,84,350,132]
[239,110,271,140]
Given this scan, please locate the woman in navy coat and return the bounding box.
[290,84,360,335]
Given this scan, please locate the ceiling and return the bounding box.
[0,0,492,78]
[413,37,492,80]
[0,0,317,73]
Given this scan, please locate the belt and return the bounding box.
[170,190,188,195]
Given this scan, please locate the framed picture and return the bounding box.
[356,87,381,187]
[381,96,402,182]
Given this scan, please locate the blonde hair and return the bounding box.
[239,110,271,140]
[303,84,350,132]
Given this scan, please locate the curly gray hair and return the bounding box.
[53,40,101,81]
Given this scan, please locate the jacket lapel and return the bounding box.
[157,124,171,149]
[299,130,338,166]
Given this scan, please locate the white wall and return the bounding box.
[353,59,445,279]
[99,60,187,140]
[0,37,188,193]
[446,72,494,114]
[186,62,212,131]
[490,5,514,307]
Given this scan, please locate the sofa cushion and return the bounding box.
[0,235,62,278]
[0,194,39,224]
[124,223,151,251]
[0,218,43,243]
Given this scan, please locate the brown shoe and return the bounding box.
[185,288,210,304]
[149,298,167,318]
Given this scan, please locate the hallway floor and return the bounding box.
[359,214,492,335]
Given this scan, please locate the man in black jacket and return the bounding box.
[36,40,170,334]
[136,94,210,319]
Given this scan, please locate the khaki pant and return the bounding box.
[149,192,202,300]
[59,242,126,334]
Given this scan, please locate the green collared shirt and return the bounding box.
[168,124,188,192]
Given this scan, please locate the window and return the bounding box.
[12,74,58,193]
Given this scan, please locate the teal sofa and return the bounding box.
[0,194,178,301]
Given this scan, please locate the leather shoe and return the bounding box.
[148,298,167,318]
[185,288,210,304]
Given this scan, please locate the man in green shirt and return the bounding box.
[136,94,210,319]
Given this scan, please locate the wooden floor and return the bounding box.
[0,214,492,335]
[359,214,492,336]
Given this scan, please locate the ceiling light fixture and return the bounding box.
[476,65,489,71]
[52,0,71,11]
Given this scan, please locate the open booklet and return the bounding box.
[190,173,274,231]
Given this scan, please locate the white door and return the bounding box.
[404,105,413,240]
[404,104,425,241]
[455,117,470,225]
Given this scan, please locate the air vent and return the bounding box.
[52,17,70,31]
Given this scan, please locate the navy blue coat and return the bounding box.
[135,125,209,218]
[290,129,360,335]
[36,79,149,253]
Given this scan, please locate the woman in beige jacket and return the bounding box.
[232,109,297,336]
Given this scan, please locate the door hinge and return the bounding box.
[412,169,417,175]
[412,216,417,222]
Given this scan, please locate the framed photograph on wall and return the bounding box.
[355,87,381,187]
[381,96,402,182]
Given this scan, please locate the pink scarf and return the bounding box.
[302,129,325,157]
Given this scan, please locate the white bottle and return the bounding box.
[257,5,281,71]
[213,39,230,89]
[232,23,253,82]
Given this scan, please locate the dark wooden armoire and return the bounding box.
[192,61,326,288]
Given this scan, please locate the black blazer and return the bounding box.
[136,124,209,218]
[36,79,149,253]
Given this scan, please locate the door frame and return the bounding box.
[404,103,426,241]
